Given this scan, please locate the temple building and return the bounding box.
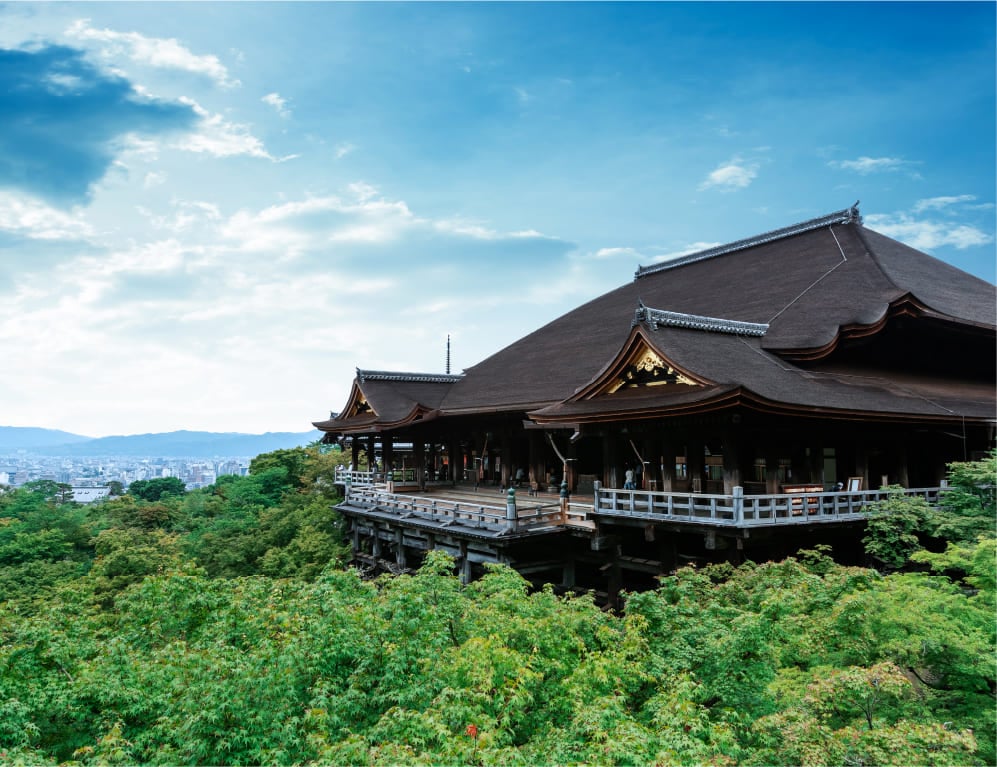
[317,204,994,493]
[315,205,994,591]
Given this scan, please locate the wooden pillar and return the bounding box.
[459,540,471,585]
[688,438,705,493]
[351,438,360,470]
[893,438,910,488]
[394,529,407,569]
[528,431,541,491]
[604,436,620,489]
[659,433,675,492]
[721,426,742,495]
[383,434,394,472]
[808,443,822,486]
[415,440,426,488]
[449,437,461,483]
[500,433,511,489]
[764,446,780,494]
[562,559,576,589]
[371,530,382,559]
[365,435,376,471]
[429,442,439,479]
[854,443,869,491]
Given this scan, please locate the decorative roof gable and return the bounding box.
[343,388,376,419]
[572,324,711,401]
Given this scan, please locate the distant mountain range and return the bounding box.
[0,426,322,458]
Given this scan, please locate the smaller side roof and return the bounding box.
[313,369,462,435]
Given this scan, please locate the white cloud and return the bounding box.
[593,246,641,260]
[67,19,239,87]
[334,142,357,160]
[172,98,290,161]
[864,213,993,251]
[262,92,291,118]
[828,156,915,175]
[0,192,94,240]
[2,181,578,435]
[698,158,758,191]
[912,195,977,213]
[648,241,722,265]
[143,171,166,188]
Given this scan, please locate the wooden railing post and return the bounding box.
[593,480,602,513]
[733,485,744,523]
[560,480,569,524]
[506,487,518,532]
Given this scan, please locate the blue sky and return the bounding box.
[1,2,993,437]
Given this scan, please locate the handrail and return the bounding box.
[592,486,942,527]
[337,473,945,533]
[343,486,567,531]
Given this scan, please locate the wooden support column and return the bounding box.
[415,440,426,488]
[351,438,360,470]
[893,438,910,488]
[603,436,620,489]
[459,540,471,585]
[562,559,576,590]
[688,438,705,493]
[721,426,742,495]
[365,435,376,472]
[500,433,511,489]
[528,431,541,491]
[854,443,869,491]
[382,434,394,472]
[449,437,461,483]
[371,531,382,558]
[658,434,675,492]
[765,446,780,494]
[808,443,822,486]
[394,528,407,569]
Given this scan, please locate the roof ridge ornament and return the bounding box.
[357,369,464,384]
[634,203,863,280]
[635,304,769,337]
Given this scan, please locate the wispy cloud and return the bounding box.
[699,158,758,191]
[593,246,641,260]
[828,156,920,177]
[865,211,993,251]
[334,142,356,160]
[912,194,979,213]
[0,191,94,240]
[67,19,238,87]
[262,92,291,118]
[174,98,293,161]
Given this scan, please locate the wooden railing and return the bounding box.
[593,485,943,527]
[343,486,569,532]
[336,468,945,533]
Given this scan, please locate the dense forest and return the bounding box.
[1,447,993,766]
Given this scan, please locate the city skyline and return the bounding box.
[2,2,994,437]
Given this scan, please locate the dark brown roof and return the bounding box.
[437,206,994,419]
[313,370,461,434]
[531,324,994,423]
[317,206,995,434]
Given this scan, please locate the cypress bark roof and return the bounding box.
[316,206,996,435]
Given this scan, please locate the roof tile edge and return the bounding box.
[634,304,769,336]
[357,368,464,384]
[634,203,862,280]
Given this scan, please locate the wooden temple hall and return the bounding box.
[316,205,995,596]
